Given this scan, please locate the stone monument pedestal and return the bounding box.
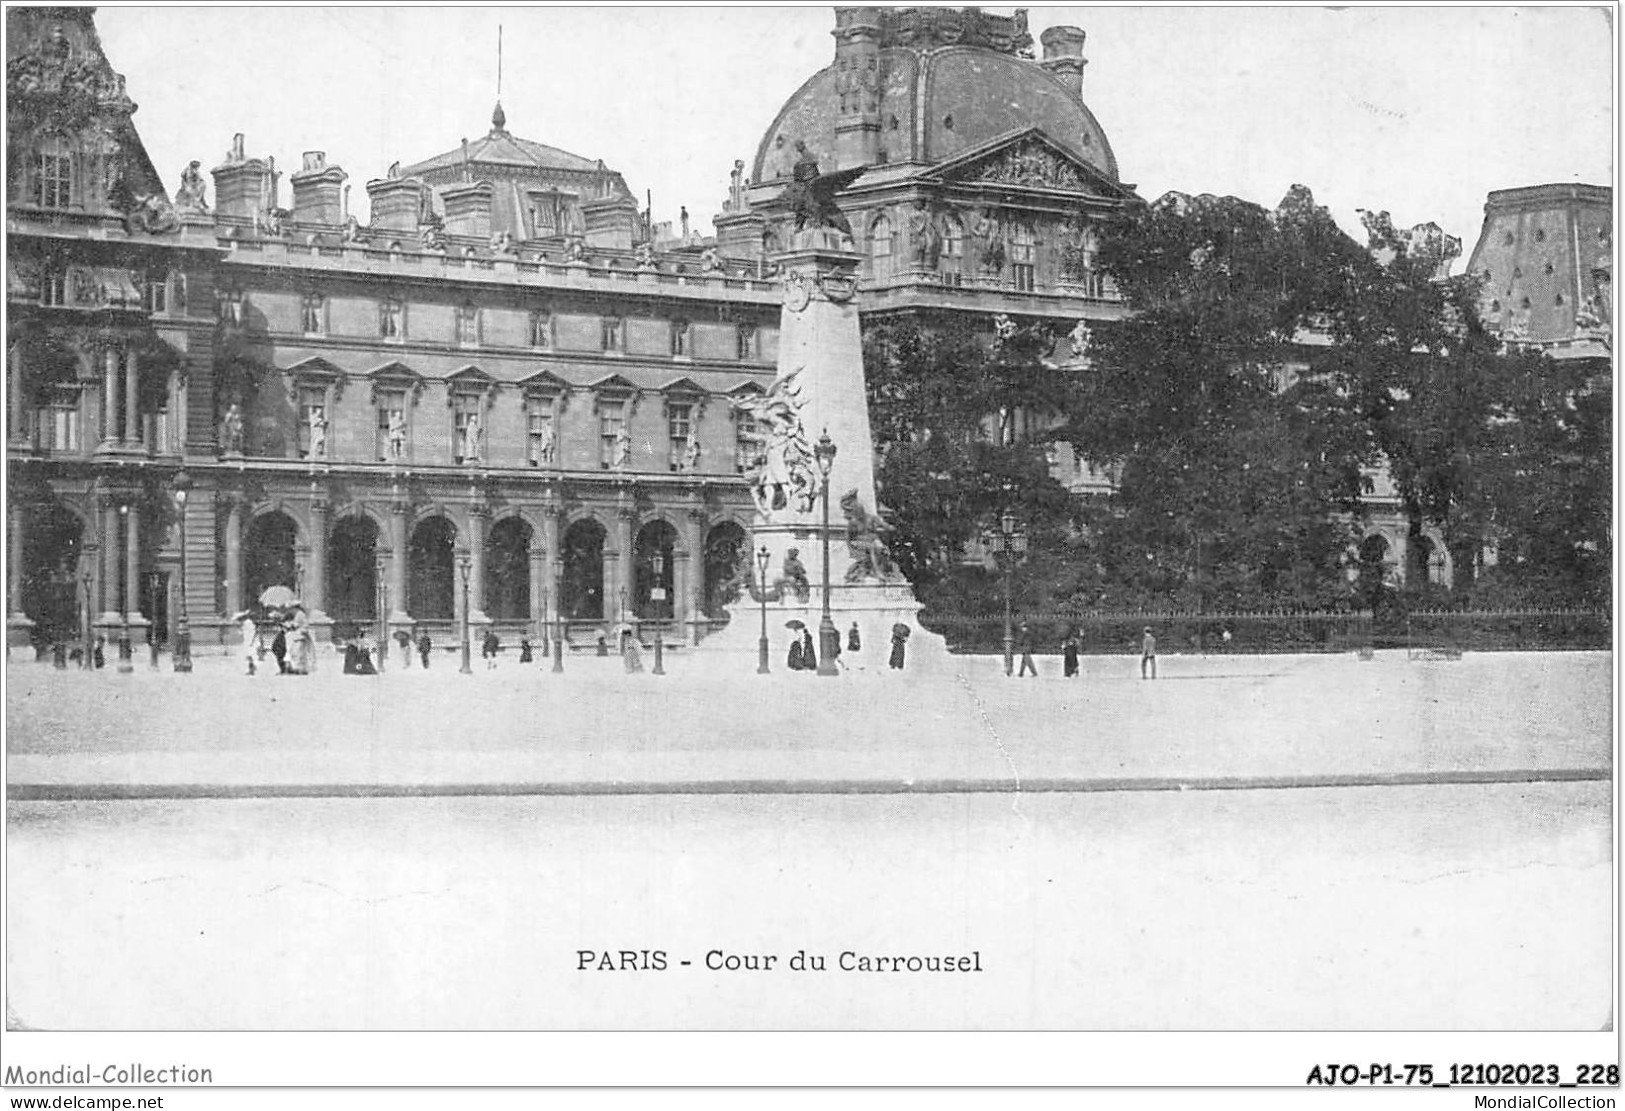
[700,225,952,675]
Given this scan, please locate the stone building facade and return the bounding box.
[7,7,779,654]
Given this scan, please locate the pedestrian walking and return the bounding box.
[1063,631,1080,678]
[1141,626,1157,680]
[272,628,288,674]
[1017,623,1037,677]
[93,635,106,670]
[800,628,817,672]
[238,617,257,676]
[848,622,862,653]
[889,623,910,671]
[787,633,804,671]
[482,628,500,669]
[519,637,533,663]
[622,629,644,673]
[417,629,432,669]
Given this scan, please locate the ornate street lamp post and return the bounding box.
[986,508,1028,677]
[117,503,132,674]
[172,472,191,672]
[755,543,770,675]
[552,565,565,674]
[374,554,387,673]
[80,544,96,671]
[813,429,839,677]
[457,548,473,675]
[146,571,162,669]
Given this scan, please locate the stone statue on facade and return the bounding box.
[908,201,941,268]
[678,437,701,473]
[307,407,327,459]
[700,246,723,273]
[219,403,245,454]
[535,421,556,466]
[462,410,482,463]
[1068,319,1093,359]
[387,411,407,460]
[634,241,656,268]
[726,159,747,214]
[565,238,586,262]
[612,426,633,469]
[970,208,1003,274]
[174,160,208,212]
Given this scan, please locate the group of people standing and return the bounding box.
[238,614,317,676]
[785,622,912,672]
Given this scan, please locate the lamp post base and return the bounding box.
[173,630,192,673]
[817,614,840,677]
[757,635,770,675]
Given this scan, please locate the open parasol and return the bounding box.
[784,619,807,630]
[258,585,299,609]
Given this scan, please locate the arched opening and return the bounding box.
[633,519,678,619]
[410,517,457,620]
[869,215,894,283]
[244,511,299,604]
[486,516,532,621]
[561,518,605,621]
[703,521,748,619]
[21,500,85,649]
[327,516,379,622]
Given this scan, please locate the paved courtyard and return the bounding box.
[5,649,1611,793]
[6,648,1612,1033]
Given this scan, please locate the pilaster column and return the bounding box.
[123,348,140,446]
[223,496,243,619]
[7,501,34,649]
[468,504,490,625]
[102,345,119,447]
[98,497,122,625]
[389,497,409,623]
[175,372,189,453]
[681,507,705,641]
[614,495,636,622]
[8,341,25,446]
[541,502,562,627]
[123,502,144,626]
[528,547,546,637]
[307,491,329,619]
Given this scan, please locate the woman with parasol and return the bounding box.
[784,619,806,671]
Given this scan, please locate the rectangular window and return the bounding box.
[46,387,80,451]
[296,386,326,458]
[40,269,66,307]
[379,299,403,340]
[529,310,552,349]
[1011,225,1036,292]
[527,406,555,467]
[667,403,692,470]
[599,399,626,468]
[456,304,480,346]
[452,394,481,463]
[601,316,623,352]
[735,409,760,474]
[670,320,690,357]
[34,152,71,208]
[376,391,405,461]
[301,293,324,335]
[146,274,167,315]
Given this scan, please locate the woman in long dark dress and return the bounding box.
[1063,632,1080,678]
[787,635,804,671]
[800,628,817,671]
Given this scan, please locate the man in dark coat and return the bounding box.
[1063,632,1081,678]
[1016,623,1037,678]
[482,629,500,669]
[889,625,908,671]
[272,628,289,674]
[417,630,432,668]
[848,622,862,653]
[342,642,359,674]
[519,637,533,663]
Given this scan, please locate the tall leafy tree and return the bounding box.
[1072,187,1377,609]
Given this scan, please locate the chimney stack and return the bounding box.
[442,180,495,239]
[290,151,348,225]
[211,133,280,220]
[1040,26,1088,98]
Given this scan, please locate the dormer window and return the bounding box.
[33,137,72,208]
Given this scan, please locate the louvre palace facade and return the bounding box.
[11,5,1581,656]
